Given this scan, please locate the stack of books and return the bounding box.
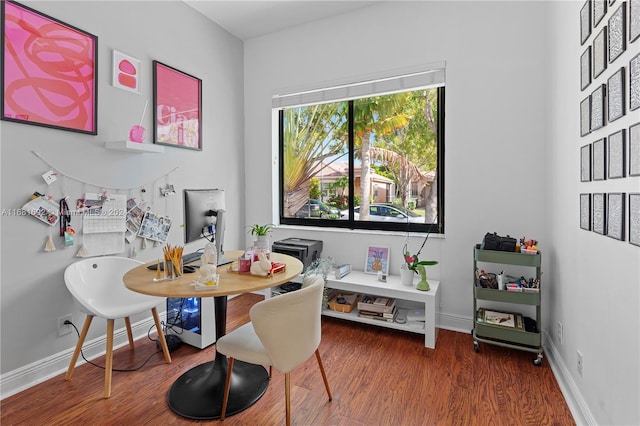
[357,295,397,322]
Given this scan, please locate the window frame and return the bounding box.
[278,86,445,235]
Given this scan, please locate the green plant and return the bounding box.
[248,224,274,237]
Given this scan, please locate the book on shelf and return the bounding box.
[476,308,524,329]
[359,305,397,319]
[358,307,397,322]
[357,295,396,314]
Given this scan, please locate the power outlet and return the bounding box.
[557,321,563,345]
[577,350,584,377]
[58,314,73,337]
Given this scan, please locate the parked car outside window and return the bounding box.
[295,199,341,218]
[340,203,423,223]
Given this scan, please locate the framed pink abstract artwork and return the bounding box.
[1,1,98,134]
[152,61,202,150]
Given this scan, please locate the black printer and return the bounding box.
[271,238,323,272]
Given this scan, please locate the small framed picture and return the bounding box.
[630,122,640,176]
[593,192,607,235]
[630,0,640,43]
[630,53,640,111]
[581,0,592,45]
[581,144,592,181]
[593,137,607,180]
[580,193,592,230]
[608,2,626,63]
[590,84,606,131]
[113,50,141,94]
[594,0,608,27]
[581,47,592,91]
[607,193,625,240]
[629,193,640,246]
[607,129,626,178]
[593,26,608,78]
[607,67,625,122]
[581,96,591,136]
[364,246,390,275]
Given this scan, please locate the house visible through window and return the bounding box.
[275,67,445,234]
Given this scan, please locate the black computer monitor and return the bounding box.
[183,188,230,265]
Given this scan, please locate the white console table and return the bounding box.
[321,271,440,349]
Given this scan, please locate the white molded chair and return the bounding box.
[216,275,332,425]
[63,256,171,398]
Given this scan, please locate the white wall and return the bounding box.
[244,1,639,424]
[0,0,244,383]
[547,2,639,425]
[244,1,548,332]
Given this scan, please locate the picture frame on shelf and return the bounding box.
[607,193,625,241]
[593,26,608,78]
[581,47,592,91]
[580,193,592,231]
[590,84,606,131]
[608,2,626,63]
[607,67,625,122]
[1,1,98,134]
[593,192,607,235]
[581,96,591,136]
[593,137,607,180]
[630,0,640,43]
[581,144,592,181]
[112,50,141,94]
[629,122,640,176]
[364,246,390,275]
[152,61,202,150]
[594,0,607,27]
[629,193,640,246]
[607,129,626,178]
[581,0,592,45]
[630,52,640,111]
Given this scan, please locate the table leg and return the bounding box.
[166,295,269,420]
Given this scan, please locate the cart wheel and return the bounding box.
[473,341,480,352]
[533,354,543,366]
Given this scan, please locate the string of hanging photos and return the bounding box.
[27,150,179,257]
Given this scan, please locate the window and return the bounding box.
[276,67,445,234]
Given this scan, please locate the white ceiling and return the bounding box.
[183,1,382,40]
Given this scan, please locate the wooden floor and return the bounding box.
[1,293,575,425]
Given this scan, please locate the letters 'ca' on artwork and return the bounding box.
[1,1,97,134]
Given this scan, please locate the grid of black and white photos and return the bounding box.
[579,0,639,246]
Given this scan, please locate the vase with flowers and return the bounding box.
[402,226,438,291]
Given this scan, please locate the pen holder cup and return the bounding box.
[164,259,183,280]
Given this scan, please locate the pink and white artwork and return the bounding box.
[2,1,97,134]
[113,50,141,94]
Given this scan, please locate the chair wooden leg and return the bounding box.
[104,319,115,398]
[151,307,171,363]
[124,317,135,350]
[65,315,93,381]
[269,366,272,378]
[221,358,235,421]
[285,372,291,426]
[315,349,332,401]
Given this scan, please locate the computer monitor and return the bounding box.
[183,188,231,265]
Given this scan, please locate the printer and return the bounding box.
[271,238,323,272]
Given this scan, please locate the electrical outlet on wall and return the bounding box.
[577,350,584,377]
[57,314,73,337]
[557,321,563,345]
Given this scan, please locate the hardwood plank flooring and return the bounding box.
[1,293,575,425]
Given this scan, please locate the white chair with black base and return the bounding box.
[63,256,172,398]
[216,275,332,425]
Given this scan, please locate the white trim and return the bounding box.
[0,315,159,400]
[272,62,446,108]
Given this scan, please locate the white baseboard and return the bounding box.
[0,315,159,400]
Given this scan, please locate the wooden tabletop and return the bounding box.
[123,250,303,298]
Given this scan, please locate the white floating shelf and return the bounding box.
[104,140,164,153]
